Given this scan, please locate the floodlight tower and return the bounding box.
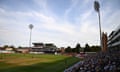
[29,24,34,49]
[94,0,102,49]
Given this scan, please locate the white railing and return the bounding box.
[64,61,83,72]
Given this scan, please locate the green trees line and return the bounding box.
[65,43,101,53]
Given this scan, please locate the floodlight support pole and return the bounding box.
[29,29,32,48]
[98,10,102,49]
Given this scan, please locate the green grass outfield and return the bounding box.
[0,53,80,72]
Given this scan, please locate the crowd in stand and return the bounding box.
[75,51,120,72]
[65,50,120,72]
[77,51,120,72]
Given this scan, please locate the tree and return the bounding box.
[65,46,72,53]
[72,48,76,53]
[91,45,101,52]
[3,45,8,48]
[84,43,90,52]
[9,45,16,52]
[18,46,22,48]
[9,45,15,48]
[75,43,81,53]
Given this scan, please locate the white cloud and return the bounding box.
[0,7,76,47]
[0,8,5,13]
[64,0,79,20]
[33,0,47,9]
[0,6,99,47]
[0,0,120,48]
[102,7,120,34]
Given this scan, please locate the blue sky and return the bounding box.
[0,0,120,48]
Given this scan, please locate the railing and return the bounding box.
[64,61,83,72]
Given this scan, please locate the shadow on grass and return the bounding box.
[0,57,80,72]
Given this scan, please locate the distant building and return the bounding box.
[33,43,44,48]
[16,47,29,53]
[5,47,14,51]
[30,43,57,54]
[0,47,15,53]
[107,25,120,51]
[60,47,65,54]
[101,32,108,52]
